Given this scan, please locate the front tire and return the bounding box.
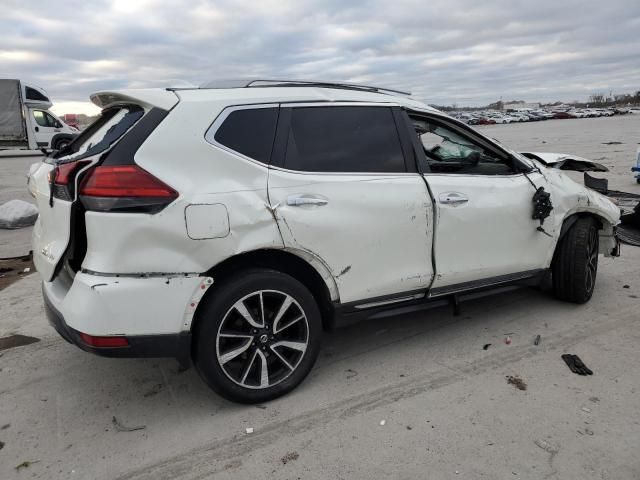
[193,269,322,403]
[552,217,599,303]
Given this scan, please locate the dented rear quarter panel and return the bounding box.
[81,98,283,275]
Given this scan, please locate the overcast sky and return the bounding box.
[2,0,640,114]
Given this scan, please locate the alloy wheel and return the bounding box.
[215,290,309,389]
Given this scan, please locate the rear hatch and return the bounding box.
[30,105,149,281]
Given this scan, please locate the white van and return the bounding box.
[0,79,78,151]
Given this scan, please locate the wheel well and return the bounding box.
[553,213,606,264]
[199,249,335,331]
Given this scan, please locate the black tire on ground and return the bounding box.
[552,217,599,304]
[193,269,322,403]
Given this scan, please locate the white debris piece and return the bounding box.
[245,427,254,434]
[379,420,386,426]
[23,267,31,273]
[0,200,38,229]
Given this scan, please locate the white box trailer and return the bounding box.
[0,79,78,152]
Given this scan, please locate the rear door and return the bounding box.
[268,104,434,304]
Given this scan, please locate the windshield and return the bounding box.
[53,105,144,163]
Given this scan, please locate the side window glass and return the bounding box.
[212,108,278,164]
[33,110,47,127]
[45,113,60,128]
[411,117,514,175]
[284,106,406,173]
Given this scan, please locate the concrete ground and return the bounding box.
[0,151,42,258]
[0,115,639,479]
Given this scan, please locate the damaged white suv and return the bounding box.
[29,80,620,403]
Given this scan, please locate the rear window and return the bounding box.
[212,107,278,164]
[54,106,144,161]
[283,106,406,173]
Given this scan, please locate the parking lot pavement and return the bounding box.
[0,247,638,479]
[0,116,639,479]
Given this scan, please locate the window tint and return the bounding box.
[25,86,49,102]
[214,108,278,164]
[33,110,47,127]
[284,106,405,173]
[45,112,60,128]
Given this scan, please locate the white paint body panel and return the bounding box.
[268,170,434,302]
[43,271,206,335]
[425,172,557,287]
[30,161,72,281]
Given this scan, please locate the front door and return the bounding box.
[405,112,557,291]
[32,110,61,147]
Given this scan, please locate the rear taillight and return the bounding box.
[79,165,178,213]
[49,160,91,201]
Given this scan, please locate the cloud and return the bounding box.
[2,0,640,113]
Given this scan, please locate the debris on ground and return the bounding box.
[0,199,38,229]
[534,439,559,456]
[281,451,299,465]
[601,141,623,145]
[589,397,600,403]
[506,375,527,391]
[254,404,267,410]
[623,285,630,288]
[245,427,254,434]
[379,420,386,426]
[15,460,39,471]
[581,407,591,413]
[534,335,541,346]
[112,416,146,432]
[143,383,163,398]
[0,254,35,291]
[562,354,593,375]
[505,336,512,345]
[406,425,412,430]
[1,423,9,429]
[483,343,491,350]
[346,368,358,379]
[0,334,40,352]
[0,440,4,450]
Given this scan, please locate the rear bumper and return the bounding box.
[43,283,192,363]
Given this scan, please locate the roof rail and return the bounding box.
[196,78,411,96]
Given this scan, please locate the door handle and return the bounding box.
[287,195,328,207]
[439,192,468,205]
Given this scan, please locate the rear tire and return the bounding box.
[552,217,599,303]
[193,269,322,403]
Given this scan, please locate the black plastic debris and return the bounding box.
[534,335,541,346]
[483,343,491,350]
[562,354,593,375]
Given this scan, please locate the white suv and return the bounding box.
[29,80,620,403]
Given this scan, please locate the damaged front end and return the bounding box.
[521,152,609,172]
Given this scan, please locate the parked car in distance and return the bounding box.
[29,80,621,403]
